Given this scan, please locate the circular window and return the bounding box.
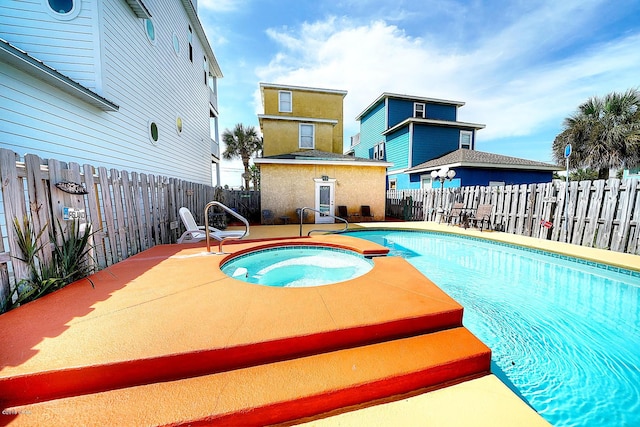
[176,116,183,135]
[43,0,80,20]
[145,19,156,44]
[172,33,180,55]
[149,121,159,144]
[49,0,72,13]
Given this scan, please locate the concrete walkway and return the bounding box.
[0,221,602,426]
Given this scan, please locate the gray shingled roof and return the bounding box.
[406,149,561,172]
[259,150,388,163]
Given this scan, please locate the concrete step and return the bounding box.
[1,254,464,408]
[3,327,491,426]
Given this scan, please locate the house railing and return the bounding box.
[0,149,256,307]
[387,179,640,255]
[298,207,348,236]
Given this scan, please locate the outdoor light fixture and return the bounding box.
[430,167,456,222]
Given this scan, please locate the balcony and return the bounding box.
[211,138,220,159]
[209,88,218,113]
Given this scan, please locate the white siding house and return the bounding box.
[0,0,222,185]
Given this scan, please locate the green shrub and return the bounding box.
[1,217,95,313]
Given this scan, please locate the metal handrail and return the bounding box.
[298,207,348,236]
[204,201,250,253]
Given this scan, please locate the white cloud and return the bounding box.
[253,4,639,160]
[197,0,243,12]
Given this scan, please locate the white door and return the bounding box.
[314,179,335,223]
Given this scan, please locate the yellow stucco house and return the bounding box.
[254,83,391,224]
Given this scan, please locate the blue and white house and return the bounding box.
[350,92,559,189]
[0,0,222,185]
[350,93,485,189]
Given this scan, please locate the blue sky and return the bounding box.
[197,0,640,186]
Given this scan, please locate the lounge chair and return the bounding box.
[360,205,374,221]
[443,203,465,225]
[177,207,246,243]
[471,204,493,231]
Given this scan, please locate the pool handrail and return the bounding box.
[298,207,348,236]
[204,201,250,253]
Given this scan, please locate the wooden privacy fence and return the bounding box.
[387,178,640,255]
[0,149,257,303]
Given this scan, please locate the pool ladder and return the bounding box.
[204,201,250,254]
[298,207,349,236]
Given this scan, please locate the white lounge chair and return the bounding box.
[177,207,247,243]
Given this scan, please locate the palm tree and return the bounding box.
[248,164,260,190]
[552,89,640,179]
[222,124,262,190]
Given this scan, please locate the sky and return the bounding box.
[196,0,640,187]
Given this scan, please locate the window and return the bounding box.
[148,121,159,144]
[414,103,425,118]
[373,142,385,160]
[279,91,292,112]
[420,176,433,189]
[203,56,208,85]
[48,0,72,13]
[188,25,193,62]
[389,179,397,190]
[460,131,472,149]
[45,0,81,20]
[299,124,314,149]
[172,33,180,55]
[144,19,156,44]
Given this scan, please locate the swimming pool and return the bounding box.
[343,230,640,427]
[221,245,373,287]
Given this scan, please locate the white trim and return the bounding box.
[278,90,292,112]
[408,162,561,173]
[172,32,181,56]
[254,158,392,167]
[314,179,336,223]
[258,115,338,125]
[356,92,465,121]
[386,167,409,175]
[383,117,486,135]
[414,102,425,118]
[408,122,414,169]
[0,40,119,111]
[176,116,183,135]
[299,123,315,149]
[148,120,159,145]
[384,98,389,129]
[144,18,157,45]
[460,130,473,149]
[43,0,81,20]
[261,82,347,96]
[91,0,104,94]
[180,0,222,77]
[420,175,434,189]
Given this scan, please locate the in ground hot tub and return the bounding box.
[221,245,374,288]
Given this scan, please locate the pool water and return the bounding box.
[221,246,373,288]
[344,230,640,427]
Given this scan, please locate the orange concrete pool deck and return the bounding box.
[0,222,589,426]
